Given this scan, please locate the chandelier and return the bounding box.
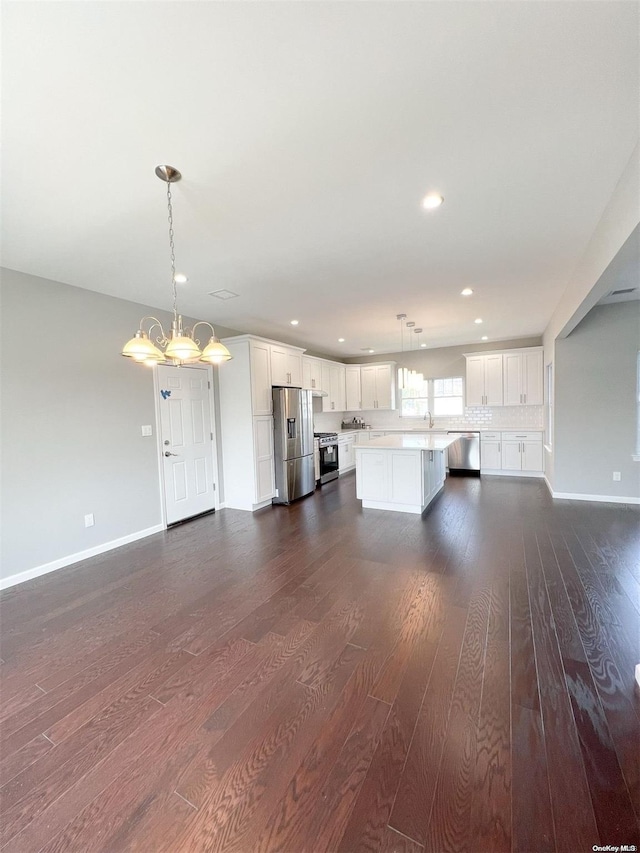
[121,165,232,366]
[396,313,424,391]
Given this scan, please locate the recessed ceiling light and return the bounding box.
[174,273,188,284]
[461,288,473,296]
[368,349,375,354]
[474,318,483,324]
[338,338,345,342]
[420,343,427,348]
[422,193,444,210]
[290,320,299,326]
[481,335,488,341]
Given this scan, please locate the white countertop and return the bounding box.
[354,434,460,451]
[341,426,542,434]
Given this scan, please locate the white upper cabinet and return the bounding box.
[359,362,396,410]
[302,356,323,392]
[503,349,543,406]
[522,350,543,405]
[270,344,303,387]
[466,347,542,408]
[322,362,346,411]
[250,340,272,416]
[345,365,361,411]
[465,354,503,407]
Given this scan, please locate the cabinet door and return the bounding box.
[422,451,433,504]
[389,451,422,505]
[374,364,394,409]
[523,351,543,405]
[360,366,377,410]
[270,346,288,385]
[501,440,522,471]
[302,357,313,391]
[503,353,522,406]
[310,360,322,392]
[522,440,543,472]
[345,366,361,411]
[339,439,355,472]
[253,416,275,503]
[250,342,272,415]
[321,363,332,412]
[331,365,346,412]
[484,355,504,406]
[356,451,387,500]
[465,356,485,407]
[481,440,501,470]
[287,351,302,387]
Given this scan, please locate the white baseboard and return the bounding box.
[481,469,543,478]
[0,524,165,591]
[545,483,640,505]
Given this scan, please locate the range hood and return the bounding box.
[312,389,328,398]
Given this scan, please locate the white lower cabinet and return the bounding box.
[338,434,356,473]
[480,432,502,470]
[481,431,543,476]
[356,447,446,514]
[253,416,275,503]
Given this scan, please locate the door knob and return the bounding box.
[164,451,179,457]
[164,439,170,446]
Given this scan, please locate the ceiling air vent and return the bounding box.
[610,287,638,296]
[209,289,239,300]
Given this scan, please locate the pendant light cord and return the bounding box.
[166,182,178,323]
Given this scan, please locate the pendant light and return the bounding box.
[121,166,232,366]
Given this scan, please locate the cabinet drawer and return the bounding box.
[481,432,501,441]
[502,431,542,442]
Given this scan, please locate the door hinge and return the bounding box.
[213,483,216,491]
[208,381,211,389]
[211,432,213,440]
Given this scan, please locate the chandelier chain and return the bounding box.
[166,182,178,321]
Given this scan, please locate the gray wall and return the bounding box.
[345,336,542,374]
[554,301,640,498]
[0,268,238,581]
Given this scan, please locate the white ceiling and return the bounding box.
[2,2,638,356]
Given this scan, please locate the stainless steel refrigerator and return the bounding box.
[272,387,315,504]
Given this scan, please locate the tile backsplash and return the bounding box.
[315,405,544,432]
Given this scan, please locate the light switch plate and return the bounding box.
[84,513,95,528]
[141,425,153,437]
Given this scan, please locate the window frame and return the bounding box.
[399,374,465,419]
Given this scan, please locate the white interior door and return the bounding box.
[157,364,216,525]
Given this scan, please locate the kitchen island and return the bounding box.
[355,433,460,514]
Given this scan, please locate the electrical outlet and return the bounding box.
[141,425,153,437]
[613,471,621,482]
[84,513,95,528]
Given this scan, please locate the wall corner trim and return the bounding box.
[0,524,165,591]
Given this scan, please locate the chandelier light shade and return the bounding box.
[121,166,232,367]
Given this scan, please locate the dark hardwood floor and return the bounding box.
[1,474,639,852]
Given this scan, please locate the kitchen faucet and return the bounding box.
[424,411,434,428]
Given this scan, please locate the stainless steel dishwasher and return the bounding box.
[446,430,481,476]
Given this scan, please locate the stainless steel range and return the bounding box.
[314,432,339,484]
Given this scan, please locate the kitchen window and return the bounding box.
[400,376,464,418]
